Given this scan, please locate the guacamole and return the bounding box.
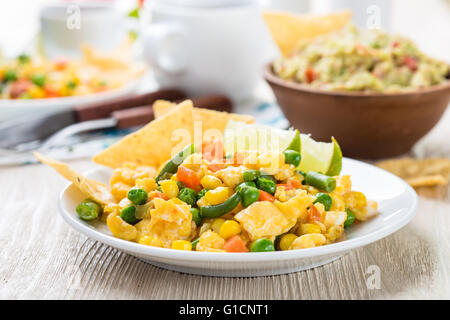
[273,25,449,92]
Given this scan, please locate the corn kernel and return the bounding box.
[219,220,241,239]
[159,180,179,199]
[212,218,226,234]
[344,191,367,211]
[201,175,223,189]
[204,187,231,205]
[290,233,326,249]
[171,240,192,251]
[325,225,344,242]
[138,235,163,247]
[111,182,131,201]
[299,223,322,235]
[135,178,157,193]
[279,233,298,250]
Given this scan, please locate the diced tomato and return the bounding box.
[232,151,247,166]
[289,180,303,188]
[402,56,418,72]
[43,86,60,98]
[54,58,68,70]
[176,166,201,191]
[308,204,323,223]
[305,67,318,83]
[224,235,249,252]
[152,191,168,200]
[258,190,275,202]
[10,80,32,99]
[276,183,294,191]
[392,41,399,48]
[202,139,224,162]
[207,163,227,172]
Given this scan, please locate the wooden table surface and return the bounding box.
[1,108,449,300]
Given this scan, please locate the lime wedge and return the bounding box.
[224,120,300,155]
[223,120,342,175]
[297,135,342,175]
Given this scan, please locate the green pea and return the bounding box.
[240,186,260,207]
[67,80,77,89]
[76,199,102,221]
[190,208,202,226]
[127,188,148,205]
[120,206,140,225]
[256,177,276,195]
[31,74,46,87]
[344,209,356,227]
[197,188,208,199]
[236,181,256,192]
[178,187,197,206]
[313,193,332,211]
[3,70,17,83]
[17,54,30,64]
[243,170,260,182]
[250,239,275,252]
[283,149,301,167]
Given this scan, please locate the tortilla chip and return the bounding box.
[93,100,194,168]
[34,152,113,205]
[263,10,352,56]
[377,158,450,188]
[152,100,254,133]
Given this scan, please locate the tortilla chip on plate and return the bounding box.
[34,152,113,205]
[377,158,450,187]
[93,100,194,168]
[152,99,254,133]
[263,10,352,56]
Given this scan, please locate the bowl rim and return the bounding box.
[264,62,450,97]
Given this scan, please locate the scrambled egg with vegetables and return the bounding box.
[0,50,143,99]
[76,143,378,253]
[273,24,449,92]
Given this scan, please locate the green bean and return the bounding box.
[127,188,148,205]
[256,177,276,195]
[305,171,336,192]
[156,144,196,182]
[239,186,260,207]
[235,181,256,192]
[313,193,332,211]
[76,199,102,221]
[243,170,260,182]
[200,192,241,219]
[191,238,200,250]
[283,149,301,167]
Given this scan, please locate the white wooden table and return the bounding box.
[1,108,449,300]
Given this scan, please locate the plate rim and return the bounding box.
[58,157,418,263]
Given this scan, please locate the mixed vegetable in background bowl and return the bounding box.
[273,25,449,92]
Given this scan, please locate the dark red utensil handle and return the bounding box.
[75,88,186,122]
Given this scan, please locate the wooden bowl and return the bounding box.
[264,63,450,159]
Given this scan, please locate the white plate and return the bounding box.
[0,77,143,121]
[58,158,418,277]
